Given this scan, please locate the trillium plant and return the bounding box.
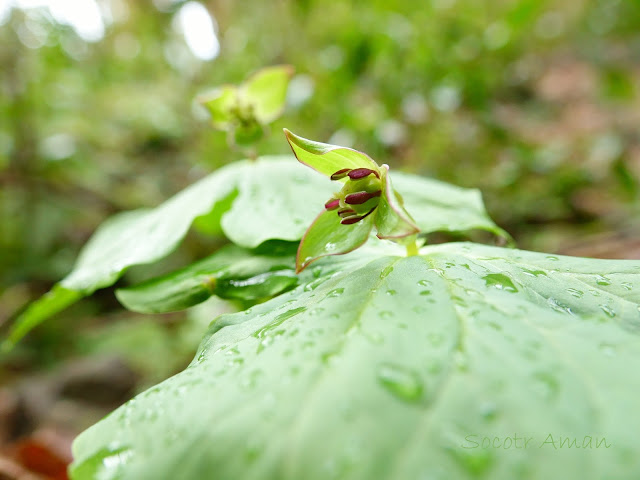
[284,129,419,271]
[6,66,640,480]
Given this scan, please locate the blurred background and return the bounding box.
[1,0,639,477]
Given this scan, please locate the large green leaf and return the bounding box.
[70,242,640,480]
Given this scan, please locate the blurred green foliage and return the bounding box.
[1,0,639,371]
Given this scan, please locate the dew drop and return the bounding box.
[483,273,518,292]
[595,275,611,286]
[245,439,263,463]
[547,297,573,315]
[226,357,244,367]
[327,288,345,298]
[364,331,384,345]
[427,362,442,374]
[487,321,502,331]
[521,268,547,277]
[546,255,559,261]
[621,282,633,291]
[386,289,397,296]
[454,351,469,371]
[479,402,498,421]
[532,371,559,399]
[418,279,432,287]
[376,363,424,403]
[566,288,583,298]
[599,342,616,357]
[420,290,432,296]
[450,448,493,475]
[599,304,616,318]
[380,265,394,278]
[379,310,394,319]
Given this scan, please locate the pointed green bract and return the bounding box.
[116,245,296,314]
[241,65,294,124]
[70,242,640,480]
[296,209,374,272]
[284,129,379,178]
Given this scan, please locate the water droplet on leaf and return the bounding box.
[376,363,423,403]
[483,273,518,292]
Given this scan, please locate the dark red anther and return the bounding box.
[348,168,379,180]
[324,198,340,210]
[344,190,381,205]
[330,168,352,180]
[339,207,376,225]
[340,215,363,225]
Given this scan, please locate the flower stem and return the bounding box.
[404,235,419,257]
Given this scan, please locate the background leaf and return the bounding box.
[115,245,296,313]
[392,172,512,240]
[70,242,640,480]
[220,157,334,248]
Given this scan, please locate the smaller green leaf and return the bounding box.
[198,85,238,130]
[375,166,419,239]
[116,245,297,313]
[284,129,379,178]
[241,65,294,124]
[296,209,374,272]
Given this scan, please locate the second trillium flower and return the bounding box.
[284,129,419,272]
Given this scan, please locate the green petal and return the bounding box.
[375,165,419,239]
[296,209,374,272]
[284,129,380,179]
[198,84,238,130]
